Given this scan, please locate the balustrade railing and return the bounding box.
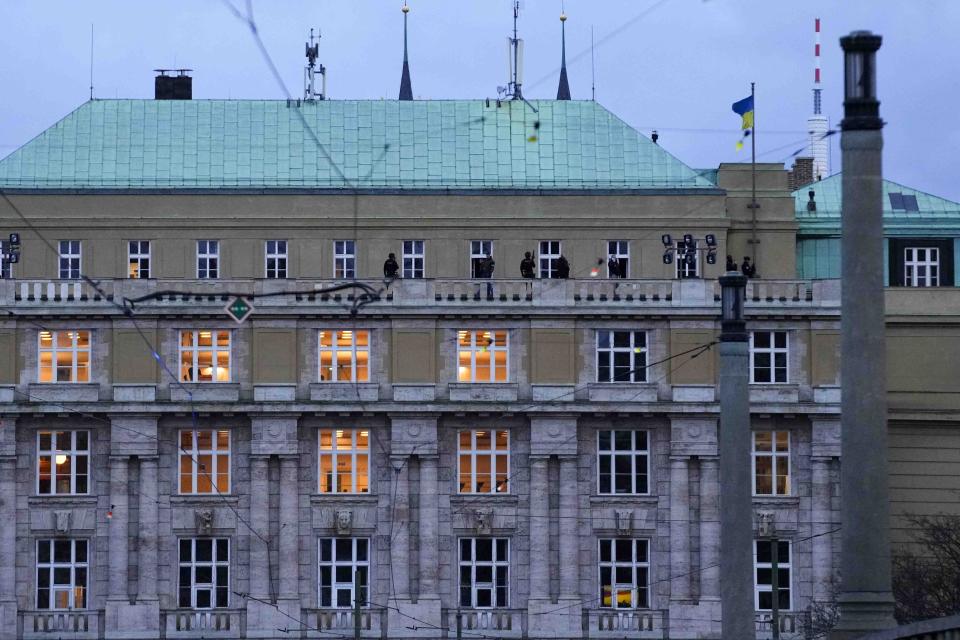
[18,609,101,639]
[584,608,667,638]
[162,608,246,637]
[444,608,527,636]
[301,608,386,637]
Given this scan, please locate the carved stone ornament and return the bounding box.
[615,509,633,534]
[54,510,71,533]
[474,508,493,535]
[195,508,214,535]
[335,510,353,535]
[757,511,775,538]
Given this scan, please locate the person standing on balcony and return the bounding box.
[383,253,399,278]
[741,256,757,278]
[520,252,536,279]
[557,255,570,279]
[726,254,737,272]
[478,254,495,297]
[607,255,622,278]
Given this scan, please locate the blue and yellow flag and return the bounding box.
[732,95,754,130]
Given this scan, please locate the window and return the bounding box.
[318,330,369,382]
[197,241,219,279]
[179,538,230,609]
[538,240,561,278]
[265,240,288,279]
[319,538,369,608]
[755,540,791,611]
[457,330,508,382]
[179,330,231,383]
[607,240,629,277]
[599,539,649,609]
[596,331,647,383]
[470,240,493,278]
[597,430,649,495]
[128,241,151,279]
[334,241,355,279]
[459,538,509,608]
[319,429,370,494]
[0,258,10,280]
[904,247,939,287]
[675,240,698,279]
[37,431,90,495]
[36,539,87,610]
[58,240,81,279]
[888,192,919,212]
[753,431,790,496]
[750,331,788,384]
[179,429,231,494]
[38,330,90,383]
[458,430,509,494]
[402,240,425,279]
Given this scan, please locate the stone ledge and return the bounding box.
[28,383,100,403]
[531,384,575,402]
[449,383,519,402]
[671,384,716,403]
[253,384,297,402]
[170,383,240,402]
[813,386,841,403]
[0,385,13,403]
[310,382,379,402]
[588,383,657,402]
[113,384,157,402]
[391,383,436,402]
[749,384,800,404]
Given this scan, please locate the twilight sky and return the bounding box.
[1,0,958,201]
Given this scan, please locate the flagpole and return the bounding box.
[750,81,757,262]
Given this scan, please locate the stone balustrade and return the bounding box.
[584,608,666,638]
[162,608,246,637]
[444,608,527,636]
[18,610,101,639]
[755,611,801,639]
[302,608,386,637]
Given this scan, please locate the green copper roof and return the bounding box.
[0,99,715,191]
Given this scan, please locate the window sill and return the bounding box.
[28,383,99,403]
[170,383,239,402]
[310,493,379,503]
[589,495,659,504]
[449,383,518,402]
[28,495,98,506]
[169,494,239,504]
[749,385,799,404]
[588,383,656,402]
[310,382,379,402]
[450,493,518,504]
[752,495,799,505]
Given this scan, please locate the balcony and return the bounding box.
[444,608,527,637]
[162,608,246,638]
[755,611,801,639]
[583,608,667,638]
[301,608,386,638]
[18,610,102,639]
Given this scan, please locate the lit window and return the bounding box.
[750,331,788,384]
[178,538,230,609]
[318,330,369,382]
[459,538,509,608]
[904,247,939,287]
[755,540,791,611]
[676,240,699,279]
[178,429,231,494]
[457,330,508,383]
[596,331,647,383]
[607,240,629,278]
[753,431,790,496]
[458,430,509,494]
[128,240,151,279]
[334,241,356,279]
[538,240,561,278]
[37,431,89,495]
[599,539,649,609]
[179,330,231,383]
[318,538,369,608]
[318,429,370,494]
[38,330,91,383]
[402,240,425,279]
[265,240,288,279]
[58,240,81,279]
[197,240,219,279]
[36,539,87,610]
[470,240,493,278]
[597,430,649,495]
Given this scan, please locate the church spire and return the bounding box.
[556,11,571,100]
[399,2,413,101]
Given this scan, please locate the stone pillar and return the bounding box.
[137,457,159,601]
[108,456,129,600]
[812,457,835,603]
[558,455,579,599]
[249,456,271,600]
[669,456,691,601]
[390,455,411,600]
[0,420,16,640]
[278,456,299,599]
[699,457,720,600]
[528,457,550,600]
[418,455,440,599]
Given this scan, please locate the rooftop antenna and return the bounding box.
[590,25,596,101]
[304,28,327,101]
[499,1,524,100]
[89,23,94,100]
[807,17,829,179]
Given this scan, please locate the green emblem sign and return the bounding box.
[225,297,254,324]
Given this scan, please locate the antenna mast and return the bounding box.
[89,24,95,100]
[590,25,596,101]
[304,28,327,101]
[499,1,524,100]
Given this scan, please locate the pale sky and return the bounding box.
[1,0,958,201]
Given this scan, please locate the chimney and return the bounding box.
[154,69,192,100]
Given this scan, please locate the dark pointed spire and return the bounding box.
[556,11,571,100]
[399,2,413,101]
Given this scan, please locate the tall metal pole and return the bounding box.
[831,31,896,639]
[750,82,758,262]
[719,272,756,640]
[771,533,780,640]
[354,569,362,640]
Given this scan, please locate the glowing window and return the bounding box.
[458,430,509,494]
[753,431,790,496]
[318,330,369,382]
[457,330,508,383]
[179,330,231,383]
[318,429,370,494]
[178,429,231,495]
[38,330,90,383]
[37,430,89,495]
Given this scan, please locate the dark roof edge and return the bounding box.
[0,187,727,197]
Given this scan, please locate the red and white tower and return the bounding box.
[808,17,830,180]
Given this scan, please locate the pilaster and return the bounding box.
[0,418,16,640]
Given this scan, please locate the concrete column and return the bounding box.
[528,457,550,600]
[390,456,411,600]
[418,455,440,599]
[0,453,16,640]
[811,458,834,604]
[279,456,299,599]
[137,456,159,600]
[558,456,578,599]
[699,457,720,600]
[249,456,271,600]
[669,456,691,601]
[108,455,129,600]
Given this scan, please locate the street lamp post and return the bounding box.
[831,31,896,639]
[718,271,756,640]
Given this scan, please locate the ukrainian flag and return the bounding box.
[732,95,754,130]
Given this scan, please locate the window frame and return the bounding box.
[179,330,232,383]
[458,537,510,609]
[37,330,91,383]
[596,330,648,383]
[36,539,88,610]
[903,246,940,287]
[607,240,630,278]
[36,430,90,496]
[470,240,493,278]
[457,330,509,383]
[754,539,792,612]
[318,330,370,383]
[596,430,650,496]
[318,537,370,609]
[457,430,510,494]
[178,537,231,609]
[598,538,650,610]
[538,240,562,278]
[749,331,789,384]
[402,240,425,279]
[318,429,370,494]
[334,240,356,279]
[265,240,288,279]
[675,240,699,279]
[178,429,231,495]
[128,240,151,279]
[58,240,81,280]
[197,240,219,279]
[752,431,791,496]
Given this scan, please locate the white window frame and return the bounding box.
[128,240,151,279]
[457,430,510,494]
[675,240,699,279]
[37,430,90,496]
[178,429,231,495]
[197,240,219,279]
[179,330,232,383]
[318,538,369,609]
[318,330,370,383]
[538,240,562,278]
[58,240,81,280]
[402,240,425,279]
[470,240,493,278]
[38,330,91,383]
[598,538,650,610]
[607,240,630,277]
[265,240,288,279]
[596,430,649,495]
[754,539,792,611]
[178,538,230,609]
[334,240,356,279]
[596,330,647,383]
[458,538,510,609]
[36,539,88,610]
[457,330,509,383]
[752,431,791,496]
[749,331,789,384]
[904,246,939,287]
[318,429,370,494]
